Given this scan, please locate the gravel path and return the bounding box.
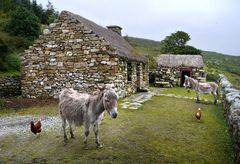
[0,115,61,137]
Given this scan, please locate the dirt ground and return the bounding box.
[3,97,58,109]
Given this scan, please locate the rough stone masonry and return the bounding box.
[219,74,240,162]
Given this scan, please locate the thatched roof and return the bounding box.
[157,54,204,68]
[61,11,147,63]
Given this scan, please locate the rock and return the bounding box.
[43,29,51,35]
[62,30,69,33]
[57,62,63,67]
[101,61,107,65]
[44,86,52,90]
[66,51,73,56]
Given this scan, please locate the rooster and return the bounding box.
[30,119,42,134]
[195,108,201,120]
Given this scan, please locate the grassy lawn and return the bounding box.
[0,88,234,163]
[159,87,214,101]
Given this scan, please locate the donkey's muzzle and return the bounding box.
[110,109,118,119]
[111,112,118,118]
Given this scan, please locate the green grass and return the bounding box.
[0,70,21,77]
[0,103,58,116]
[158,87,215,101]
[0,88,234,163]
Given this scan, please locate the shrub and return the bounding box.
[0,98,5,110]
[5,52,21,71]
[206,72,218,82]
[5,6,40,40]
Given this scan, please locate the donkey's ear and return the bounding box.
[99,84,106,91]
[95,83,106,91]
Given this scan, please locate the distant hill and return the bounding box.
[202,51,240,88]
[124,36,161,57]
[125,36,240,88]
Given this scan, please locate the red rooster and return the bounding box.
[195,108,201,120]
[30,119,42,134]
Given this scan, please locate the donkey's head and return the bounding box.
[99,84,118,119]
[183,75,190,88]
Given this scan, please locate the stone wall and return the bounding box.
[219,74,240,162]
[21,11,148,98]
[155,66,205,86]
[0,76,21,97]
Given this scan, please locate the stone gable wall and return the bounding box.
[21,12,148,98]
[219,74,240,162]
[155,66,205,86]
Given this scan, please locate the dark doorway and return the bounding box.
[181,68,192,87]
[149,72,155,84]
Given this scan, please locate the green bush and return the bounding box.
[206,72,219,82]
[0,12,9,30]
[5,6,40,40]
[0,98,5,110]
[5,52,21,71]
[0,53,20,72]
[148,55,157,70]
[10,36,32,51]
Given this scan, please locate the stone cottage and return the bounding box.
[155,54,205,87]
[21,11,148,98]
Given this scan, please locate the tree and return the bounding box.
[160,31,201,54]
[5,6,40,40]
[31,0,44,21]
[0,38,9,71]
[41,1,58,24]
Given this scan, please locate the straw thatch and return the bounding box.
[63,11,147,63]
[157,54,204,68]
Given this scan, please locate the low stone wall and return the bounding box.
[219,74,240,162]
[0,76,22,97]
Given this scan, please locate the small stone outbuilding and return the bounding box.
[155,54,205,87]
[21,11,148,98]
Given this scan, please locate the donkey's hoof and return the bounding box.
[64,136,68,143]
[96,144,103,149]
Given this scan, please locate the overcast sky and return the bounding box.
[37,0,240,56]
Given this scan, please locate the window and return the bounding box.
[127,62,132,82]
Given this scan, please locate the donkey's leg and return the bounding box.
[69,122,75,139]
[196,92,200,103]
[212,91,217,104]
[83,122,90,149]
[61,117,67,143]
[93,123,103,148]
